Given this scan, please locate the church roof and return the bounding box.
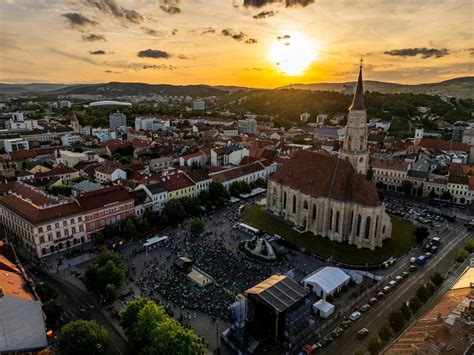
[349,64,365,111]
[269,150,380,206]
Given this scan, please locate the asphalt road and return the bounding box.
[319,224,472,355]
[25,265,130,355]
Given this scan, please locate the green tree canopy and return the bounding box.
[430,272,444,287]
[388,309,406,333]
[208,181,230,207]
[190,218,205,236]
[36,281,58,302]
[43,299,62,328]
[85,250,125,295]
[378,322,394,343]
[409,296,422,314]
[413,226,430,244]
[366,334,383,355]
[56,320,109,355]
[164,199,186,226]
[400,302,412,321]
[415,285,430,303]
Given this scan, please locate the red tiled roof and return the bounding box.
[9,150,36,161]
[35,164,77,179]
[210,162,265,183]
[95,161,124,175]
[270,150,381,206]
[76,185,133,211]
[419,138,469,152]
[159,172,195,192]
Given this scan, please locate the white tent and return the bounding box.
[312,299,335,319]
[303,266,350,299]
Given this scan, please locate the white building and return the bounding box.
[303,267,350,299]
[192,100,206,111]
[5,112,41,131]
[60,134,81,146]
[56,150,101,167]
[211,145,249,166]
[94,164,127,183]
[91,128,117,143]
[135,117,170,131]
[109,111,127,129]
[57,100,72,109]
[238,118,257,135]
[135,182,168,213]
[4,138,29,153]
[148,157,174,173]
[209,161,267,190]
[300,112,311,122]
[316,114,328,125]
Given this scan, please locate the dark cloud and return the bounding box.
[243,0,315,8]
[137,49,171,59]
[104,70,121,74]
[81,33,107,41]
[467,48,474,56]
[159,0,181,14]
[62,12,98,29]
[142,64,177,70]
[384,47,449,59]
[277,34,290,40]
[177,54,194,60]
[201,27,216,35]
[77,0,143,24]
[245,38,258,44]
[253,10,275,18]
[172,28,178,35]
[141,27,160,37]
[221,28,246,41]
[89,50,106,55]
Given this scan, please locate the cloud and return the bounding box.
[104,70,121,74]
[172,28,178,35]
[142,64,177,70]
[77,0,143,24]
[81,33,107,41]
[177,54,194,60]
[137,49,171,59]
[201,27,216,35]
[253,10,275,19]
[159,0,181,14]
[243,0,315,8]
[62,12,98,29]
[221,28,247,41]
[89,50,106,55]
[245,38,258,44]
[141,26,161,37]
[384,47,449,59]
[277,34,290,40]
[467,48,474,56]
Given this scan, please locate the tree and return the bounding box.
[456,247,469,262]
[353,347,367,355]
[413,226,429,244]
[56,320,109,355]
[464,239,474,253]
[401,180,413,195]
[190,218,205,236]
[425,281,436,296]
[208,181,229,207]
[400,302,412,321]
[137,217,150,231]
[430,272,444,287]
[105,283,118,304]
[378,322,394,343]
[415,285,429,303]
[48,184,72,196]
[43,299,62,328]
[122,216,137,237]
[120,298,149,338]
[428,189,437,199]
[409,296,422,314]
[164,199,186,226]
[36,281,58,302]
[440,191,452,201]
[388,309,405,333]
[366,335,383,355]
[92,231,105,246]
[84,250,125,295]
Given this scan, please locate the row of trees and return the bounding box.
[355,272,445,355]
[121,298,205,355]
[56,320,109,355]
[456,239,474,262]
[229,178,266,198]
[84,250,125,304]
[36,281,63,329]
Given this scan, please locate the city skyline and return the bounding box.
[1,0,473,86]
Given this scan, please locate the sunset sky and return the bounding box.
[1,0,473,87]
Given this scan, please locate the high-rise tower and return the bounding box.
[339,60,369,175]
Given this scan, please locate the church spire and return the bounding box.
[349,58,365,111]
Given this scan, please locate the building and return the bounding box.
[148,156,174,173]
[135,182,168,213]
[185,169,212,194]
[4,138,29,153]
[210,161,267,190]
[316,114,328,125]
[5,112,41,131]
[135,116,170,131]
[76,185,134,235]
[314,126,346,141]
[462,128,474,146]
[57,100,72,109]
[238,118,257,135]
[300,112,311,122]
[371,158,410,192]
[56,150,101,167]
[60,133,82,146]
[0,182,87,257]
[266,65,392,250]
[160,172,196,199]
[192,100,206,111]
[211,145,249,166]
[179,151,207,167]
[94,162,127,183]
[109,111,127,129]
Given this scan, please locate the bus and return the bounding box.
[143,235,169,254]
[238,223,260,236]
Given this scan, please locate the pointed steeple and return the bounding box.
[349,58,365,111]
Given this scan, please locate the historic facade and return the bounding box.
[266,64,392,250]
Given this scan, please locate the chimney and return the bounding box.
[0,287,4,298]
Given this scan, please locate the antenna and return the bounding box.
[359,57,364,68]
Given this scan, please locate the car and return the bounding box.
[425,252,433,259]
[402,271,410,278]
[430,246,439,253]
[332,327,344,338]
[369,297,378,305]
[410,257,416,263]
[341,320,352,329]
[349,311,361,321]
[395,276,403,283]
[409,265,418,272]
[360,304,370,312]
[356,328,369,339]
[353,303,361,311]
[376,291,385,298]
[383,286,391,293]
[388,280,397,288]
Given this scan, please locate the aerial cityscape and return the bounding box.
[0,1,473,355]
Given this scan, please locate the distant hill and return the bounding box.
[279,77,474,99]
[0,83,71,94]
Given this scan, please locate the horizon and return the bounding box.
[1,0,473,86]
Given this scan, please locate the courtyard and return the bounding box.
[241,205,416,265]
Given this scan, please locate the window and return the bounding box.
[312,204,317,220]
[56,231,61,239]
[382,225,386,234]
[335,211,340,233]
[55,223,59,229]
[303,200,308,210]
[63,221,67,227]
[350,211,354,233]
[292,195,296,214]
[356,215,362,237]
[39,227,43,233]
[365,216,371,239]
[40,236,45,243]
[328,208,333,230]
[283,192,287,209]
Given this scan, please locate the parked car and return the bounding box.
[402,271,410,278]
[349,311,361,321]
[356,328,369,339]
[395,275,403,283]
[388,280,397,288]
[410,257,416,263]
[341,320,352,329]
[369,297,378,305]
[409,265,418,272]
[360,304,370,312]
[332,327,344,338]
[383,286,391,293]
[425,252,433,259]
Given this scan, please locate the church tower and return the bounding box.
[339,60,369,175]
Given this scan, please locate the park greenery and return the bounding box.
[36,281,62,328]
[190,218,206,236]
[456,239,474,262]
[84,250,125,304]
[55,320,109,355]
[48,184,72,196]
[120,298,205,355]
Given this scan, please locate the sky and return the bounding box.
[0,0,473,87]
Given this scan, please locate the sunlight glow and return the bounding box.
[269,31,318,76]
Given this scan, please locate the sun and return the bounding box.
[269,31,318,76]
